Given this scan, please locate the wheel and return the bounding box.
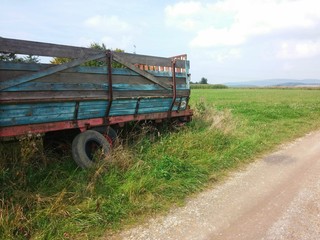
[91,126,118,146]
[72,130,111,169]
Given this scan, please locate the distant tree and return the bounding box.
[0,53,21,62]
[84,42,107,67]
[50,57,70,64]
[200,77,208,84]
[23,55,40,63]
[0,53,39,63]
[50,43,125,68]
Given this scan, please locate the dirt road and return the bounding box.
[108,131,320,240]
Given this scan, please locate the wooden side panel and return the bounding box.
[2,82,187,91]
[0,96,188,127]
[0,89,190,104]
[1,60,190,103]
[0,38,191,132]
[0,102,76,126]
[0,63,187,90]
[110,100,136,116]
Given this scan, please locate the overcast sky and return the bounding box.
[1,0,320,83]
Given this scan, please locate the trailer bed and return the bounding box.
[0,38,192,138]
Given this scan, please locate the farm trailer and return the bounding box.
[0,37,193,168]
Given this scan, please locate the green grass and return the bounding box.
[1,88,320,239]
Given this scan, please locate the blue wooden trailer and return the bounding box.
[0,37,193,168]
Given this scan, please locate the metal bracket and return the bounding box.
[105,50,113,123]
[134,98,141,116]
[168,59,177,118]
[73,101,80,123]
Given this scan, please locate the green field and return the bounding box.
[1,88,320,239]
[191,88,320,145]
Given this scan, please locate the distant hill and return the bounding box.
[225,79,320,87]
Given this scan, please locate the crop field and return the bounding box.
[1,88,320,239]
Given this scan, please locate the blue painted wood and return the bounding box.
[0,102,76,126]
[0,97,187,127]
[1,114,75,126]
[1,106,75,118]
[1,58,191,129]
[5,83,188,91]
[77,101,107,119]
[0,62,187,78]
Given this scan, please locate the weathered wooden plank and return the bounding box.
[0,70,187,86]
[0,91,109,103]
[0,52,106,90]
[1,114,75,127]
[138,107,169,114]
[0,102,77,126]
[0,64,188,88]
[0,96,184,127]
[139,98,172,108]
[0,37,100,58]
[0,62,188,79]
[110,102,137,110]
[0,89,190,104]
[3,82,107,91]
[3,82,188,91]
[78,100,108,107]
[1,73,187,88]
[112,52,187,68]
[1,106,75,118]
[0,38,187,68]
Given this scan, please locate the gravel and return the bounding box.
[106,131,320,240]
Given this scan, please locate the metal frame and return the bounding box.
[105,50,113,121]
[0,109,193,138]
[168,59,177,117]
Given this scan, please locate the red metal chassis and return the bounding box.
[0,109,193,138]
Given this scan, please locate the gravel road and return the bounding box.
[107,131,320,240]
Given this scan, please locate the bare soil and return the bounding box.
[106,131,320,240]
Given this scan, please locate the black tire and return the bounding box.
[72,130,111,169]
[91,126,118,146]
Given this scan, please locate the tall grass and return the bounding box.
[1,88,320,239]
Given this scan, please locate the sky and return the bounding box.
[1,0,320,84]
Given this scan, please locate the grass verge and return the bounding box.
[1,88,320,239]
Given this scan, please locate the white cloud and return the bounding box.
[84,15,130,32]
[164,1,202,30]
[165,1,202,17]
[277,40,320,59]
[213,48,242,63]
[165,0,320,48]
[283,63,294,72]
[190,26,246,47]
[101,35,134,50]
[83,15,136,50]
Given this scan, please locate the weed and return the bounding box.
[193,98,237,134]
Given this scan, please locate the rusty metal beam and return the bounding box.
[0,110,193,138]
